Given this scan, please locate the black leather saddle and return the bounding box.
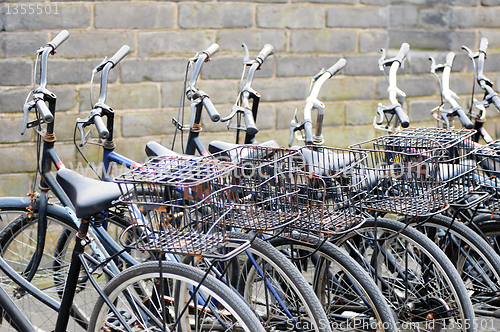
[56,168,123,219]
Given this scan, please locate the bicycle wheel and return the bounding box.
[187,232,331,332]
[88,260,266,332]
[332,217,476,332]
[412,214,500,321]
[270,233,399,332]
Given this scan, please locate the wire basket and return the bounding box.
[210,146,304,231]
[349,135,454,217]
[114,156,250,260]
[397,128,478,204]
[475,140,500,212]
[279,147,368,244]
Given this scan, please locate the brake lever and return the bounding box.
[376,104,385,125]
[76,116,94,147]
[461,45,478,60]
[439,108,452,129]
[93,57,108,74]
[378,48,387,70]
[221,105,243,123]
[21,100,36,135]
[289,109,304,147]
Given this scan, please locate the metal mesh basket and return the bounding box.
[210,146,304,231]
[280,147,368,244]
[475,140,500,212]
[114,156,249,259]
[397,128,478,204]
[349,135,454,217]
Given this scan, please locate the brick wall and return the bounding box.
[1,0,500,196]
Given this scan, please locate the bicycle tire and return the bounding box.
[412,214,500,320]
[88,261,266,332]
[332,217,476,332]
[185,231,331,332]
[270,233,399,332]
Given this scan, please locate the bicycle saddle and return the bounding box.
[208,140,280,154]
[145,141,182,158]
[56,168,122,218]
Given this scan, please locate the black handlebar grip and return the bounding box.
[326,58,347,76]
[35,99,54,123]
[491,95,500,113]
[243,108,258,136]
[202,97,220,122]
[94,114,109,139]
[394,105,410,128]
[108,45,131,68]
[256,44,275,64]
[456,107,474,129]
[445,52,455,67]
[395,43,410,64]
[49,30,69,51]
[479,38,489,53]
[204,44,220,58]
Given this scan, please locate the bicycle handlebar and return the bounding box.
[456,107,474,129]
[93,112,109,139]
[48,30,69,52]
[108,45,130,68]
[35,98,54,123]
[394,105,410,128]
[445,52,455,67]
[394,43,410,64]
[188,43,219,93]
[326,58,347,76]
[256,44,274,66]
[479,38,488,54]
[204,43,220,58]
[203,97,221,122]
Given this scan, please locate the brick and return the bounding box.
[53,113,82,141]
[390,0,446,4]
[359,30,389,53]
[179,4,252,29]
[0,145,38,173]
[139,31,214,56]
[47,59,118,85]
[482,0,500,5]
[276,55,344,77]
[449,74,479,96]
[406,51,466,75]
[321,124,376,148]
[2,4,90,31]
[361,0,389,4]
[201,56,273,80]
[293,0,355,3]
[450,0,479,4]
[290,30,357,53]
[222,0,286,2]
[0,173,33,197]
[479,31,500,50]
[418,8,451,28]
[0,60,32,86]
[346,102,379,125]
[253,129,290,147]
[120,59,187,83]
[388,29,451,50]
[318,77,376,101]
[408,99,440,122]
[0,88,30,113]
[451,7,500,28]
[52,86,78,112]
[0,116,33,143]
[121,110,173,137]
[257,5,325,29]
[54,32,134,58]
[161,83,185,108]
[389,6,418,27]
[217,30,287,52]
[112,137,156,165]
[376,76,436,100]
[254,105,276,130]
[449,31,476,52]
[327,6,388,28]
[79,84,159,111]
[95,4,174,29]
[0,32,46,58]
[254,79,309,102]
[200,80,239,105]
[344,54,383,76]
[478,53,500,73]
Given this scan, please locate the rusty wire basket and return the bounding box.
[474,140,500,212]
[278,146,368,244]
[210,146,305,232]
[397,128,478,205]
[114,155,250,260]
[349,135,455,217]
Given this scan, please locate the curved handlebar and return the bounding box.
[203,97,220,122]
[479,38,488,54]
[93,113,109,139]
[256,44,274,65]
[48,30,69,51]
[108,45,131,68]
[456,107,474,129]
[445,52,455,67]
[491,95,500,112]
[35,99,54,123]
[394,105,410,128]
[326,58,347,76]
[243,107,258,136]
[395,43,410,64]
